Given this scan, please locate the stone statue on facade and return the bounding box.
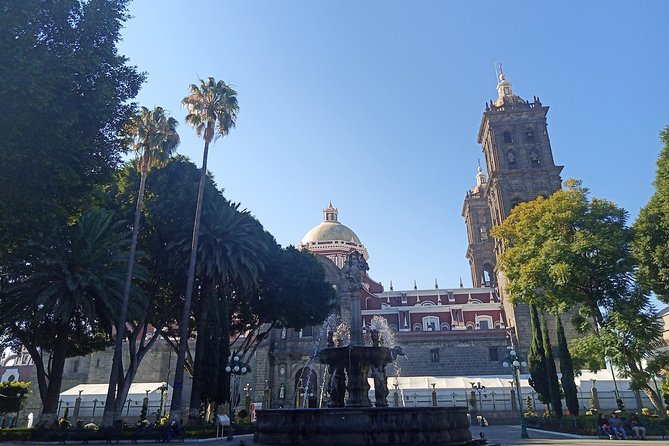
[344,250,368,291]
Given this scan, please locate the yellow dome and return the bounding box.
[300,221,362,245]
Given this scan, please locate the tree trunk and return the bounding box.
[103,169,148,428]
[171,138,210,422]
[35,335,68,429]
[188,280,214,426]
[640,384,664,415]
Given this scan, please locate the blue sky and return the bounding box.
[118,1,669,294]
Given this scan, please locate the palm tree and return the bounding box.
[184,202,269,423]
[171,77,239,421]
[0,208,135,427]
[103,106,179,427]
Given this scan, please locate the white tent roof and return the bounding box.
[60,382,171,400]
[377,370,635,392]
[384,375,530,390]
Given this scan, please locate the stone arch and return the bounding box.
[482,264,496,287]
[440,322,451,331]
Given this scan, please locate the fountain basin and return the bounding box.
[254,406,474,446]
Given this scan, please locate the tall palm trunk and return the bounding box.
[171,139,210,422]
[102,167,148,427]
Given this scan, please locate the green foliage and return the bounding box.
[0,208,141,340]
[0,0,144,258]
[541,315,563,418]
[492,180,633,314]
[527,304,550,405]
[0,208,141,415]
[0,381,31,414]
[524,395,536,417]
[468,391,477,411]
[492,179,665,411]
[557,316,579,416]
[182,78,239,144]
[634,126,669,303]
[126,106,180,175]
[0,0,143,415]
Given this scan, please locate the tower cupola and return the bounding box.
[496,72,513,102]
[324,202,338,222]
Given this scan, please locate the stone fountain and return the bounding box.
[255,251,476,446]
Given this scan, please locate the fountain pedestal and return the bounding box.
[319,345,392,408]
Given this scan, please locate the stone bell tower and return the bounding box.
[469,67,564,352]
[462,165,496,288]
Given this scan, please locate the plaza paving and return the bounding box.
[1,426,667,446]
[218,426,668,446]
[473,425,668,445]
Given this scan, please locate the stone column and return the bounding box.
[344,251,368,347]
[349,291,362,345]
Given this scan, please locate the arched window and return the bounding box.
[506,150,517,167]
[482,265,496,287]
[440,322,451,331]
[480,225,489,241]
[422,316,439,331]
[529,149,541,165]
[466,323,475,330]
[412,323,422,332]
[476,315,493,330]
[420,301,435,306]
[525,128,535,142]
[389,324,399,332]
[503,131,513,144]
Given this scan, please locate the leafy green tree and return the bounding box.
[0,382,31,415]
[527,304,550,406]
[557,315,579,416]
[541,315,563,417]
[0,209,140,427]
[634,126,669,303]
[103,106,180,427]
[0,0,143,258]
[492,180,664,412]
[171,78,240,421]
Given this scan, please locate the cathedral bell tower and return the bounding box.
[462,166,496,288]
[467,67,564,352]
[478,69,563,248]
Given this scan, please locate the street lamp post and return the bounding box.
[470,381,486,425]
[224,355,251,441]
[503,349,529,438]
[158,383,168,418]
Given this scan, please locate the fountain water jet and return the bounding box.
[255,250,477,445]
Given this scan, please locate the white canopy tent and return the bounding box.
[58,382,171,418]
